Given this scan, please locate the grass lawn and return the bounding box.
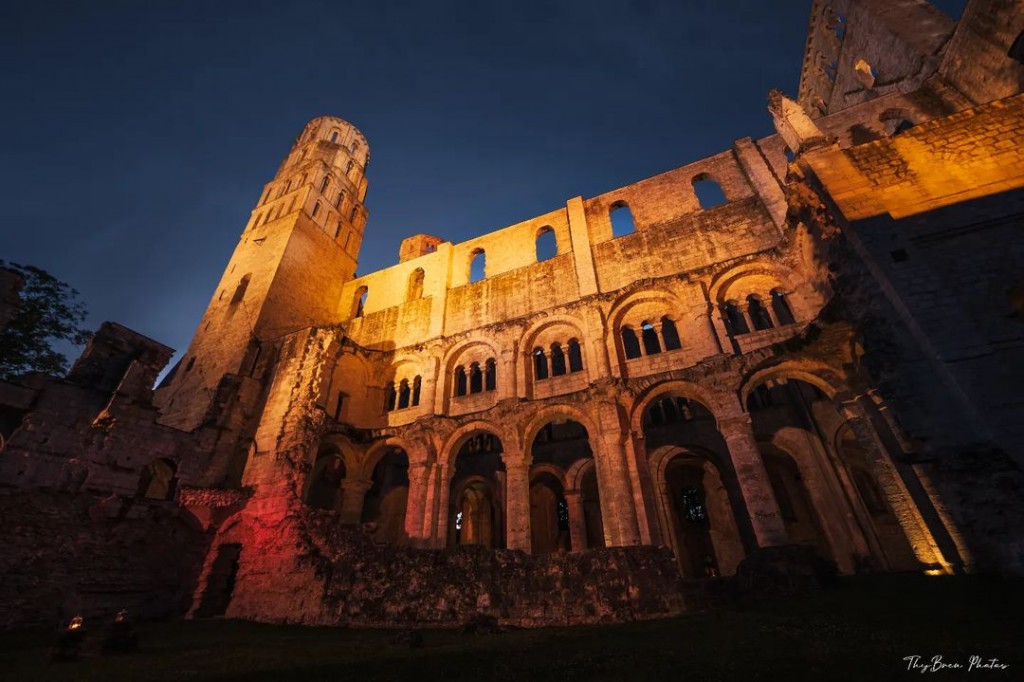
[1,575,1020,681]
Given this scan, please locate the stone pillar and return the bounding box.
[432,462,451,548]
[499,348,516,398]
[339,478,372,525]
[564,490,587,552]
[503,453,532,552]
[718,415,788,547]
[843,399,952,571]
[404,462,431,544]
[626,431,661,545]
[596,433,641,546]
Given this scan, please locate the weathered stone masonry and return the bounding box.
[2,0,1023,630]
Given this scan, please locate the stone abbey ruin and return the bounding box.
[2,0,1024,630]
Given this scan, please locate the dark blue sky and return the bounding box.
[0,0,964,369]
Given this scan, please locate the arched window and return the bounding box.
[334,191,344,208]
[567,339,583,373]
[485,359,496,391]
[454,366,467,397]
[353,286,368,318]
[536,226,557,262]
[385,384,397,412]
[230,274,251,305]
[692,173,726,209]
[469,249,486,283]
[320,176,330,192]
[334,221,342,238]
[641,321,661,355]
[533,347,548,380]
[661,316,681,350]
[330,131,339,143]
[469,362,483,394]
[621,326,642,359]
[550,343,566,376]
[407,268,425,301]
[138,458,177,500]
[398,379,410,409]
[350,205,358,220]
[723,302,749,335]
[312,201,321,218]
[610,202,635,238]
[412,376,422,406]
[747,295,773,331]
[853,58,876,88]
[771,290,796,326]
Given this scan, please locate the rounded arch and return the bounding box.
[629,380,728,434]
[519,314,587,356]
[738,360,849,410]
[438,419,511,468]
[315,434,362,473]
[564,457,596,491]
[361,435,428,477]
[521,403,599,458]
[708,262,798,306]
[441,337,501,375]
[529,462,568,490]
[607,288,686,332]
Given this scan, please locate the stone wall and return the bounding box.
[0,490,209,630]
[205,506,687,628]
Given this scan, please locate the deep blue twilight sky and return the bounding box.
[0,0,964,372]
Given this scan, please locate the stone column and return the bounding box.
[503,453,532,552]
[842,399,952,571]
[339,478,373,525]
[404,462,431,545]
[596,433,641,546]
[432,462,451,549]
[718,415,788,547]
[500,348,517,398]
[564,490,587,552]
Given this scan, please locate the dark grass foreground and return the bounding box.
[1,575,1021,682]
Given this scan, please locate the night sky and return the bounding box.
[0,0,965,373]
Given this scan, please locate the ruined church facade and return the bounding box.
[3,0,1024,629]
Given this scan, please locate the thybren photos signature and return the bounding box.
[904,656,1010,673]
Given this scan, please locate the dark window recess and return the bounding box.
[890,249,909,263]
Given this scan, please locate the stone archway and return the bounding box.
[447,432,506,549]
[306,445,346,511]
[530,471,569,554]
[652,448,745,577]
[361,446,410,545]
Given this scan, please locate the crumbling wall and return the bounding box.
[209,507,687,628]
[0,490,210,630]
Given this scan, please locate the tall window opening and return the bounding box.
[771,290,796,325]
[397,380,411,409]
[353,287,368,318]
[641,321,662,355]
[407,268,425,301]
[747,295,774,331]
[411,376,422,406]
[469,362,483,394]
[661,316,682,350]
[550,343,566,376]
[622,326,642,359]
[536,226,557,262]
[485,359,496,391]
[320,176,330,192]
[384,384,397,412]
[533,348,549,380]
[230,274,251,305]
[454,366,467,397]
[692,174,726,209]
[610,202,635,238]
[567,339,583,372]
[312,201,321,218]
[469,249,486,283]
[723,302,749,335]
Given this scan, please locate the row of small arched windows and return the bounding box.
[622,317,682,360]
[722,291,795,336]
[533,339,584,380]
[454,360,497,397]
[384,376,422,412]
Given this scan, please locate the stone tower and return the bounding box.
[155,116,370,431]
